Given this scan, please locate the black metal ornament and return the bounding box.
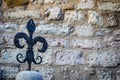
[14,19,48,71]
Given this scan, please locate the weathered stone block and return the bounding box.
[0,48,24,64]
[114,30,120,35]
[105,14,118,27]
[0,66,19,78]
[55,50,85,65]
[35,23,74,36]
[62,4,74,10]
[0,22,18,32]
[35,67,54,80]
[94,29,112,36]
[77,0,94,9]
[44,6,63,20]
[72,39,101,49]
[3,10,41,19]
[34,49,53,65]
[44,0,54,4]
[0,33,14,45]
[64,11,86,22]
[87,51,120,67]
[116,70,120,80]
[88,11,103,27]
[98,2,120,11]
[47,38,69,48]
[75,26,94,36]
[96,68,112,80]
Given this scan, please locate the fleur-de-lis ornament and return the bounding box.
[14,19,48,71]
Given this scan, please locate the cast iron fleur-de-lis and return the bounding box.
[14,19,48,71]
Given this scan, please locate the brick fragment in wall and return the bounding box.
[30,0,43,4]
[94,29,112,36]
[101,36,120,49]
[47,38,69,48]
[72,39,101,49]
[77,0,94,9]
[75,26,94,36]
[117,70,120,80]
[0,48,53,65]
[55,66,92,80]
[64,11,86,22]
[55,50,85,65]
[3,10,41,19]
[62,4,75,10]
[0,33,14,45]
[96,68,112,80]
[98,2,120,11]
[44,0,54,4]
[0,66,19,78]
[104,13,118,27]
[88,11,103,27]
[34,23,74,36]
[55,0,69,4]
[0,48,25,64]
[113,29,120,35]
[0,22,18,32]
[44,6,63,20]
[87,51,120,67]
[34,49,53,65]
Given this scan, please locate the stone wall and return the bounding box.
[0,0,120,80]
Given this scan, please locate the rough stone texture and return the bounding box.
[77,0,94,9]
[44,0,54,4]
[47,38,69,48]
[0,48,25,64]
[44,6,63,20]
[114,30,120,35]
[55,66,91,80]
[35,67,54,80]
[3,10,41,19]
[88,11,103,27]
[87,51,120,67]
[94,29,112,36]
[98,2,120,11]
[35,23,74,36]
[105,13,118,27]
[96,68,112,80]
[34,49,53,65]
[0,0,120,80]
[72,39,101,49]
[16,71,43,80]
[64,11,86,22]
[116,70,120,80]
[0,66,19,78]
[75,26,94,36]
[0,33,14,45]
[55,50,85,65]
[0,22,18,32]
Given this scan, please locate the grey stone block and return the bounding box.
[16,71,43,80]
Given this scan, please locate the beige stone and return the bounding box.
[64,11,86,22]
[77,0,94,9]
[88,11,103,27]
[3,10,41,19]
[98,2,120,11]
[75,26,94,36]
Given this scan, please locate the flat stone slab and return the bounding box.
[16,71,43,80]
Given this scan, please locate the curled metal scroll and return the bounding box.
[14,19,48,71]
